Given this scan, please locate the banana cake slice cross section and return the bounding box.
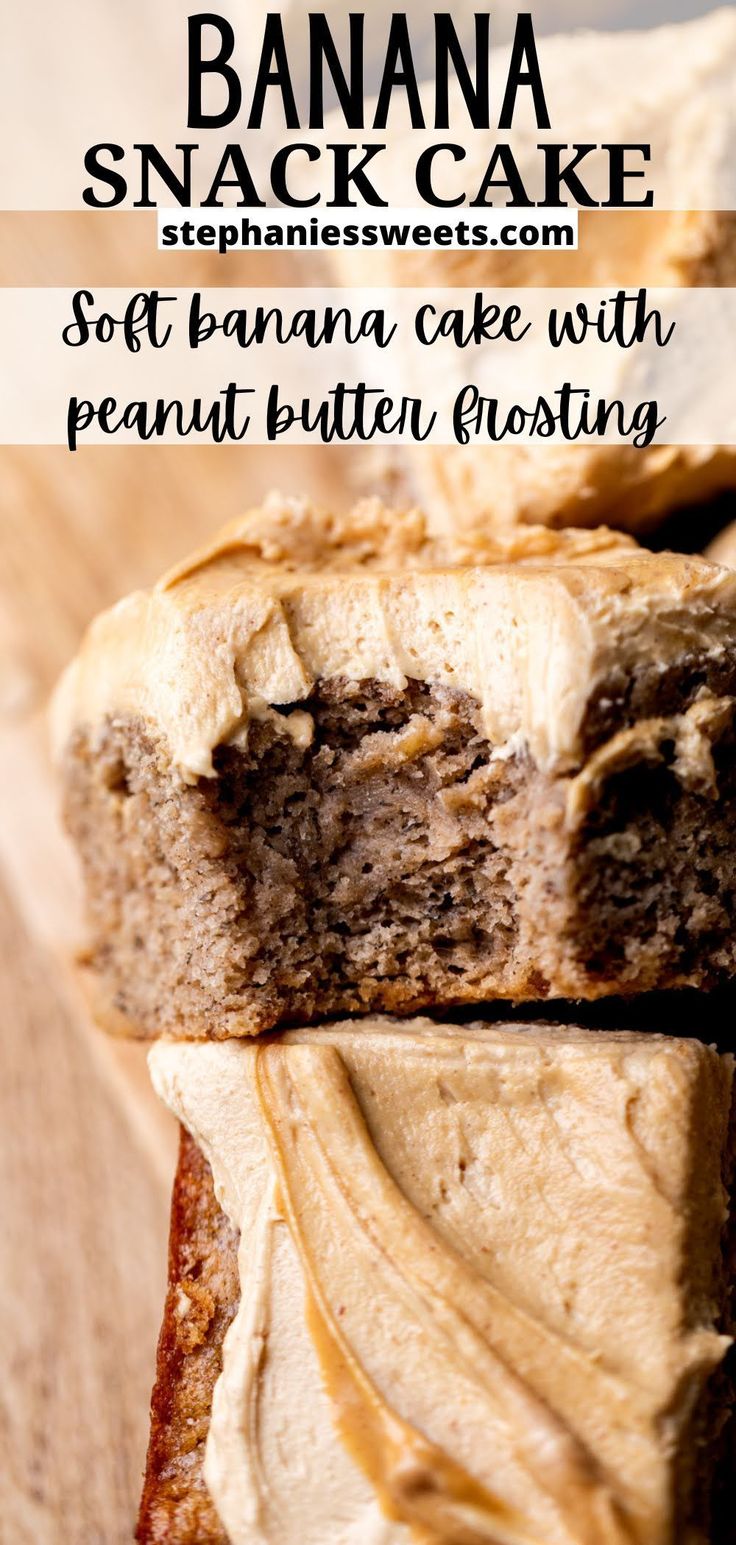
[55,496,736,1037]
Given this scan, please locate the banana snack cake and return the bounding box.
[54,495,736,1039]
[138,1017,736,1545]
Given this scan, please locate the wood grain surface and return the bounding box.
[0,213,354,1541]
[0,436,352,1543]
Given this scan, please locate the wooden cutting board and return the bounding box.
[0,434,357,1544]
[0,209,358,1542]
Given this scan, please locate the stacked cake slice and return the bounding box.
[141,1022,734,1545]
[54,497,736,1543]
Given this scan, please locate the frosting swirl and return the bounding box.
[150,1021,732,1545]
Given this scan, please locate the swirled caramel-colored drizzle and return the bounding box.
[302,1283,525,1545]
[149,1025,733,1545]
[255,1044,642,1545]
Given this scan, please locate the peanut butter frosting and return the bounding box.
[322,10,736,256]
[52,493,736,782]
[150,1019,733,1545]
[405,443,736,544]
[707,520,736,570]
[321,8,736,536]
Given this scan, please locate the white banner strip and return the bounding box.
[0,286,734,448]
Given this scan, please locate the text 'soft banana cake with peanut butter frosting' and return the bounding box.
[138,1017,736,1545]
[54,495,736,1037]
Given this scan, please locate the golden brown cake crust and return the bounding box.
[136,1128,238,1545]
